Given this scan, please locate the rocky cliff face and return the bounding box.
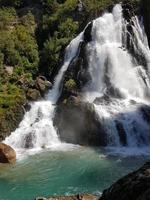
[54,99,107,146]
[142,0,150,48]
[101,162,150,200]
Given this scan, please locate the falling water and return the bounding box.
[4,4,150,156]
[84,4,150,149]
[4,32,83,153]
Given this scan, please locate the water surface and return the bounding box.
[0,147,148,200]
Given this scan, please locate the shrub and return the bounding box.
[65,79,76,90]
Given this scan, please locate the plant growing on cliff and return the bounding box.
[65,79,76,90]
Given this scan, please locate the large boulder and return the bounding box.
[0,143,16,163]
[54,99,106,146]
[101,162,150,200]
[35,194,99,200]
[35,76,52,96]
[26,88,41,101]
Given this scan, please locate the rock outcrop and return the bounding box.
[101,162,150,200]
[54,99,106,146]
[35,194,99,200]
[35,76,52,96]
[26,88,41,101]
[0,143,16,163]
[58,22,93,103]
[142,0,150,48]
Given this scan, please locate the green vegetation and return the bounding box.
[65,78,76,90]
[0,7,38,112]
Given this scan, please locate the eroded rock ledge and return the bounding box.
[35,194,100,200]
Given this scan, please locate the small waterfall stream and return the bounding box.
[4,32,84,152]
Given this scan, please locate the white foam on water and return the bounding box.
[105,146,150,157]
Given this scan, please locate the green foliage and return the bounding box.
[0,8,16,30]
[0,0,22,7]
[58,18,78,38]
[65,79,76,90]
[0,5,39,116]
[0,9,39,74]
[0,83,24,111]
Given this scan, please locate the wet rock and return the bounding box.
[122,0,135,21]
[142,0,150,48]
[0,135,4,142]
[139,105,150,124]
[35,76,52,95]
[24,132,35,149]
[84,22,93,43]
[23,102,31,112]
[0,143,16,163]
[76,0,85,12]
[67,95,81,105]
[26,88,41,101]
[59,22,93,103]
[35,194,99,200]
[121,0,147,68]
[101,162,150,200]
[54,101,106,146]
[115,120,127,146]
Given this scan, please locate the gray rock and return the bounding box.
[35,194,99,200]
[101,162,150,200]
[54,101,107,146]
[26,88,41,101]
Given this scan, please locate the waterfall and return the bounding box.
[83,4,150,148]
[4,3,150,156]
[4,32,83,152]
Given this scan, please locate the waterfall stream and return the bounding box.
[83,4,150,149]
[4,4,150,156]
[4,32,83,154]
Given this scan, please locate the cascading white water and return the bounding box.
[4,3,150,157]
[83,4,150,148]
[4,32,83,152]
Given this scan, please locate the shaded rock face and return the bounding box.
[142,0,150,48]
[26,88,41,101]
[24,132,35,149]
[139,105,150,124]
[54,100,106,146]
[35,194,99,200]
[0,143,16,163]
[101,162,150,200]
[122,0,147,69]
[58,22,93,103]
[35,76,52,96]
